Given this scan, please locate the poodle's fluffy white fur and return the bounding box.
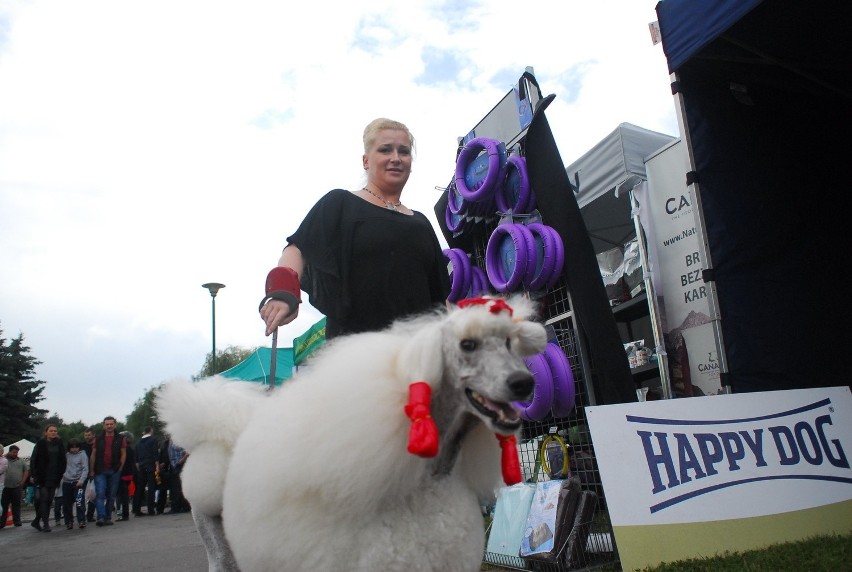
[156,296,546,572]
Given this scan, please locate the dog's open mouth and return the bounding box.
[466,389,522,430]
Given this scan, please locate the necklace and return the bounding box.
[362,187,402,211]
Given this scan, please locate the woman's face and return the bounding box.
[363,129,412,192]
[46,426,58,439]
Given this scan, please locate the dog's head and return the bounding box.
[398,296,546,437]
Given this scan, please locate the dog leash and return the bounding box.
[262,266,302,391]
[268,329,278,391]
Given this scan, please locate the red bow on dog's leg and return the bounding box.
[496,434,522,485]
[405,382,439,458]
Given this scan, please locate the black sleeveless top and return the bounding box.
[287,189,450,338]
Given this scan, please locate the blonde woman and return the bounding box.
[260,118,450,340]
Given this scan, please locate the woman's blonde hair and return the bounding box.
[362,118,415,155]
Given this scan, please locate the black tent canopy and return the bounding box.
[656,0,851,393]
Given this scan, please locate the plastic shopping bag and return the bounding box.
[486,483,536,557]
[85,480,96,504]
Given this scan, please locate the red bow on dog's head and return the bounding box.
[457,297,513,317]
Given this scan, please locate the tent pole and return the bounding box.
[630,189,673,400]
[268,329,278,391]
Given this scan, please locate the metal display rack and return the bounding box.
[462,223,618,572]
[433,70,630,570]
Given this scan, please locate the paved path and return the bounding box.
[0,505,209,571]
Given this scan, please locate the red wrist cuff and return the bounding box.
[259,267,302,313]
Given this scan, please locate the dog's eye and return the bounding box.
[460,339,478,352]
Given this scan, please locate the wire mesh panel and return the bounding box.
[459,216,620,571]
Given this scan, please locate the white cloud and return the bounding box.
[0,0,676,426]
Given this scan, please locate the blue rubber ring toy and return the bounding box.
[470,265,489,297]
[543,342,576,418]
[445,203,468,234]
[515,353,555,422]
[455,137,502,202]
[485,223,535,292]
[543,225,565,289]
[495,155,532,213]
[443,248,472,302]
[446,181,467,215]
[525,223,564,291]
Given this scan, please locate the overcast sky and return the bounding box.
[0,0,678,427]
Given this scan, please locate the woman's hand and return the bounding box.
[258,246,304,336]
[260,299,299,335]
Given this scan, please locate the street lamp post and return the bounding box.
[202,282,225,374]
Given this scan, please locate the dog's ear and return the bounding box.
[511,320,547,357]
[505,294,539,322]
[394,318,445,386]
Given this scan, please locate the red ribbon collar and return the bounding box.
[405,381,522,486]
[457,297,514,317]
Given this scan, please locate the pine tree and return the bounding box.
[0,323,48,443]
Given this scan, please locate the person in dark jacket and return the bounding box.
[155,435,173,514]
[88,416,126,526]
[134,426,159,516]
[116,431,136,521]
[80,427,98,522]
[30,424,66,532]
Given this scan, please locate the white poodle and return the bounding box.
[156,296,546,572]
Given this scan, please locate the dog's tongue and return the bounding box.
[479,393,521,423]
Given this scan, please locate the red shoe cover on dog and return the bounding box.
[405,382,439,458]
[496,434,522,485]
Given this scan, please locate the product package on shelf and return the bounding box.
[562,490,599,569]
[596,247,629,306]
[519,476,582,564]
[486,483,536,557]
[624,339,650,369]
[622,238,643,297]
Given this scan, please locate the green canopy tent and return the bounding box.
[219,317,326,386]
[219,347,294,386]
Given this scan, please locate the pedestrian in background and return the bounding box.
[0,445,7,502]
[0,445,29,528]
[134,426,159,517]
[166,440,190,514]
[61,439,88,529]
[116,431,136,521]
[89,416,126,526]
[30,424,66,532]
[81,427,97,522]
[155,435,173,514]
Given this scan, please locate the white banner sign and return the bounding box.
[587,387,852,571]
[636,140,720,395]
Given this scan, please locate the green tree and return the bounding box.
[196,345,255,378]
[58,420,89,444]
[120,345,257,446]
[125,386,166,440]
[0,324,48,443]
